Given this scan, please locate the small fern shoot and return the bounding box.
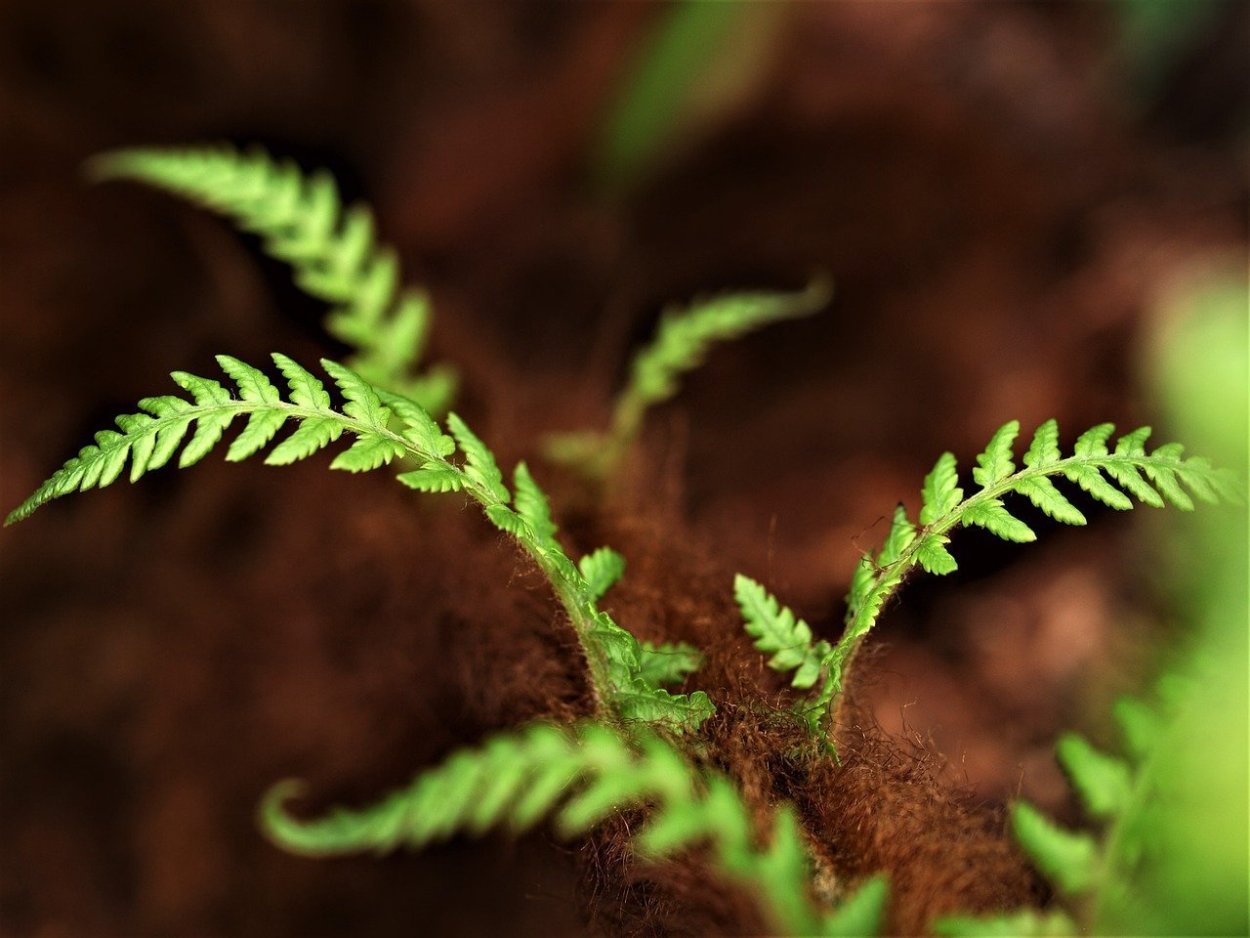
[6,354,711,732]
[546,277,832,477]
[89,145,454,412]
[736,419,1237,745]
[734,574,831,693]
[260,721,889,937]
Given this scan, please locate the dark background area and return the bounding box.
[1,2,1246,935]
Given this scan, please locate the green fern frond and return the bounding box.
[1111,696,1158,762]
[812,418,1237,740]
[958,692,1167,935]
[637,641,704,687]
[5,354,407,524]
[1055,733,1133,821]
[932,909,1080,937]
[447,412,509,503]
[579,546,626,601]
[89,145,453,412]
[546,277,831,477]
[512,461,557,542]
[821,874,890,937]
[1011,801,1099,896]
[734,574,831,690]
[6,354,712,732]
[261,720,884,936]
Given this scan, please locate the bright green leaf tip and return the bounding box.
[86,143,451,414]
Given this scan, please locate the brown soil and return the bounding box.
[1,3,1246,936]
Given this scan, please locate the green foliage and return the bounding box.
[1010,801,1099,897]
[637,641,704,687]
[812,418,1238,741]
[933,700,1147,935]
[945,279,1249,938]
[933,910,1079,937]
[261,721,889,937]
[90,145,454,411]
[546,277,831,477]
[590,1,779,195]
[1054,733,1133,821]
[579,546,626,601]
[12,157,1242,933]
[5,353,712,733]
[734,574,831,690]
[5,353,421,524]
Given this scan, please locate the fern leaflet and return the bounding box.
[90,144,454,411]
[260,721,888,937]
[579,546,626,601]
[934,681,1223,935]
[637,641,704,687]
[735,574,831,690]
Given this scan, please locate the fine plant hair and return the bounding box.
[90,145,455,412]
[545,275,831,478]
[9,143,1241,935]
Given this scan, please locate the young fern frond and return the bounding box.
[734,574,832,692]
[89,145,454,412]
[6,354,711,732]
[545,277,832,477]
[760,419,1236,744]
[260,721,889,937]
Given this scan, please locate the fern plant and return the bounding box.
[10,147,1242,933]
[733,419,1238,746]
[90,145,455,412]
[5,354,711,731]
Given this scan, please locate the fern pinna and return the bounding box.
[90,145,454,412]
[4,353,711,732]
[260,721,889,937]
[734,419,1238,746]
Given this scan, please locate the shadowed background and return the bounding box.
[1,2,1246,935]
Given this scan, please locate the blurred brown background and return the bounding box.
[1,2,1246,935]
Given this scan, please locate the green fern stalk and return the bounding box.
[89,145,454,412]
[546,277,831,477]
[260,721,889,937]
[5,354,711,731]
